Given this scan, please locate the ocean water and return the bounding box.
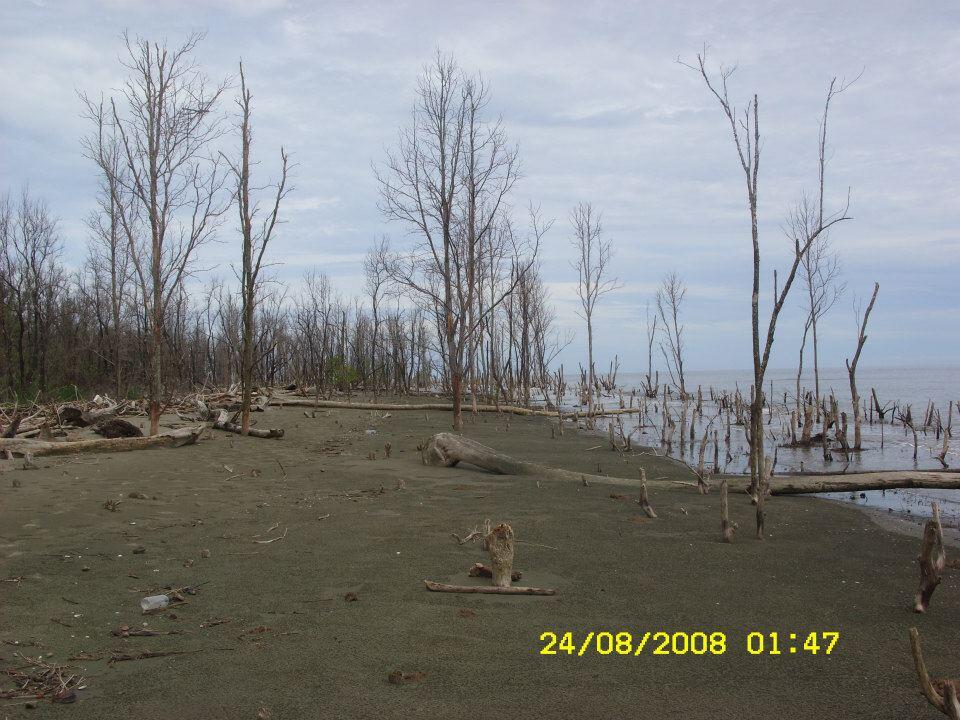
[551,365,959,523]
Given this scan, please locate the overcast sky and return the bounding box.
[1,0,957,373]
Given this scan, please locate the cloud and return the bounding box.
[0,0,957,372]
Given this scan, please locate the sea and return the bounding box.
[553,366,960,525]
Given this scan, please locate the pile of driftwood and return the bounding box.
[0,389,285,460]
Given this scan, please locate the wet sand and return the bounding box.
[1,402,957,718]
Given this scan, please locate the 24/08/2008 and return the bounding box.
[538,631,840,656]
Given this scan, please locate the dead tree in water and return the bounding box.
[845,282,879,450]
[225,62,291,436]
[641,302,659,398]
[686,50,856,492]
[657,271,687,398]
[570,202,620,415]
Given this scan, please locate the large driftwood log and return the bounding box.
[271,395,642,420]
[910,627,960,719]
[764,471,960,495]
[915,503,947,613]
[423,433,639,487]
[0,425,204,457]
[423,580,556,596]
[212,409,284,439]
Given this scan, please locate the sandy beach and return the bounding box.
[1,403,957,719]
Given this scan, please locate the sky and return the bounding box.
[1,0,957,374]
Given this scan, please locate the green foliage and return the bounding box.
[325,356,358,391]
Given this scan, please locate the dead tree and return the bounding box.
[486,523,515,588]
[720,478,735,542]
[845,282,879,450]
[375,53,523,431]
[224,62,291,436]
[83,32,229,435]
[570,202,620,415]
[656,271,687,398]
[641,301,659,398]
[685,51,856,492]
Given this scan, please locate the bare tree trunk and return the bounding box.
[846,282,879,450]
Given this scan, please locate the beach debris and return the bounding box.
[108,649,203,664]
[915,502,946,613]
[456,608,477,618]
[102,499,122,512]
[257,708,272,720]
[384,442,392,458]
[451,519,491,546]
[468,562,521,582]
[487,523,514,587]
[0,652,85,704]
[128,491,148,499]
[427,522,557,596]
[200,548,211,558]
[140,595,171,613]
[0,425,204,458]
[424,580,556,596]
[133,546,146,554]
[388,670,427,684]
[92,417,142,438]
[199,618,231,628]
[720,478,735,543]
[253,526,287,544]
[111,625,181,638]
[909,627,960,718]
[395,477,405,490]
[638,470,657,518]
[344,592,359,602]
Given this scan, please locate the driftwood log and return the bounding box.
[423,433,639,487]
[915,503,947,613]
[92,418,143,438]
[0,425,203,457]
[764,471,960,495]
[423,580,556,596]
[271,395,643,420]
[638,470,657,518]
[212,409,284,439]
[910,627,960,719]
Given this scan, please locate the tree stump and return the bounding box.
[486,523,515,588]
[915,503,946,613]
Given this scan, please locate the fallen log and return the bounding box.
[212,410,284,439]
[93,418,143,439]
[422,433,640,487]
[764,471,960,495]
[423,580,556,596]
[270,395,643,420]
[0,425,204,458]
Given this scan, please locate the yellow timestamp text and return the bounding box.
[538,631,840,657]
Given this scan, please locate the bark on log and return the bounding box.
[915,503,947,613]
[212,409,284,439]
[0,425,204,457]
[423,580,556,596]
[422,432,641,487]
[910,627,960,719]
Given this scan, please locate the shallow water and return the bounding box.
[545,365,959,518]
